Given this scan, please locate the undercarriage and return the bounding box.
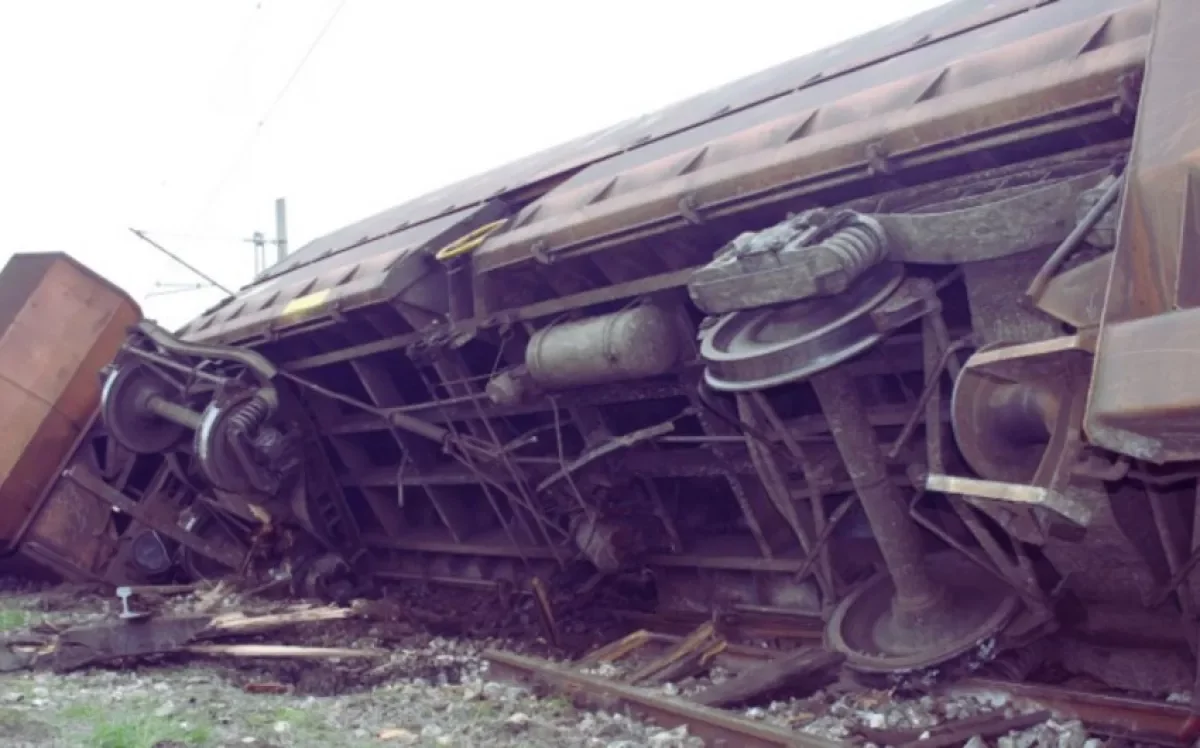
[9,0,1200,699]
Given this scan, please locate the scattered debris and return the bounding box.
[182,643,383,660]
[0,596,374,673]
[855,708,1052,748]
[692,647,845,709]
[484,648,845,747]
[628,622,725,687]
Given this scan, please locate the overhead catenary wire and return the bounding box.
[191,0,350,228]
[129,228,235,296]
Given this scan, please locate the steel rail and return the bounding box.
[483,649,846,748]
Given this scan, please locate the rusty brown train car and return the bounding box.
[0,254,141,579]
[18,0,1200,694]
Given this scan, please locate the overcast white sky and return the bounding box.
[0,0,945,329]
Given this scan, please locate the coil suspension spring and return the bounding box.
[819,215,888,274]
[227,392,272,436]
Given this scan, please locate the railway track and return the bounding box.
[948,679,1200,747]
[484,649,843,748]
[478,625,1200,748]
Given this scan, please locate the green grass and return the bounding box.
[57,699,213,748]
[0,705,56,743]
[240,703,342,743]
[0,608,30,632]
[540,695,574,715]
[85,715,212,748]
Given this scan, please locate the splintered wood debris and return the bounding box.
[0,591,385,673]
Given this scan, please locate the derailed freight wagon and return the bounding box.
[14,0,1200,692]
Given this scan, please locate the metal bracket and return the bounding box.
[924,473,1093,527]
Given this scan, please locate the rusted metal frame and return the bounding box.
[479,38,1145,271]
[446,430,555,562]
[410,365,567,560]
[17,542,112,584]
[460,376,571,552]
[283,140,1123,377]
[279,374,535,537]
[286,259,928,384]
[206,131,1113,360]
[670,300,786,559]
[100,466,199,584]
[356,310,540,548]
[544,397,598,523]
[1085,0,1200,460]
[390,328,941,427]
[282,266,698,372]
[789,497,857,583]
[886,330,975,460]
[369,541,560,593]
[288,321,411,537]
[1026,171,1125,300]
[1148,487,1197,621]
[406,316,567,551]
[918,312,1043,597]
[281,393,370,561]
[489,23,1141,266]
[329,359,939,437]
[121,346,227,391]
[523,245,690,548]
[347,355,480,544]
[7,411,104,553]
[492,258,614,531]
[538,408,683,495]
[907,490,1042,606]
[346,444,912,496]
[856,141,1127,215]
[484,650,844,748]
[737,394,832,601]
[748,391,838,599]
[303,397,406,537]
[505,109,1124,274]
[64,465,245,570]
[641,477,684,554]
[278,368,491,457]
[361,532,814,574]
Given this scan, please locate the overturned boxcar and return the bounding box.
[17,0,1200,693]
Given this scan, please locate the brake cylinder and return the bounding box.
[524,305,681,389]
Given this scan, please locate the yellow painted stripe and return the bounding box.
[281,289,331,317]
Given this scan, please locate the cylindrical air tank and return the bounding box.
[524,305,681,390]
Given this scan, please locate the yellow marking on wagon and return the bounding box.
[281,289,331,317]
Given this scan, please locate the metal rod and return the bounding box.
[274,197,288,262]
[810,368,943,620]
[1025,172,1124,300]
[277,369,459,450]
[128,228,234,296]
[123,347,226,386]
[144,395,203,430]
[887,333,975,460]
